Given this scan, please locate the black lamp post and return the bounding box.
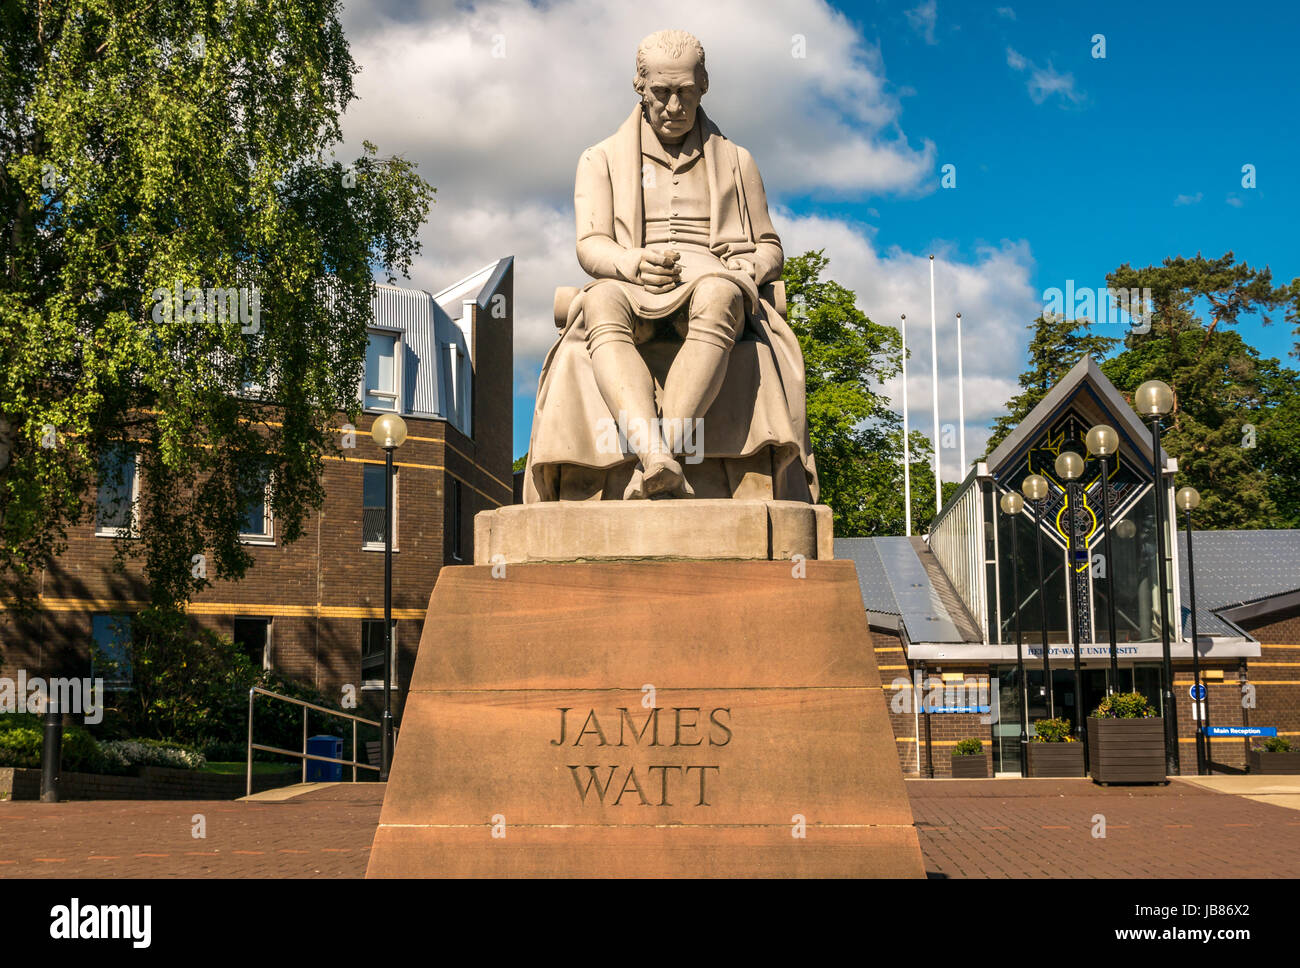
[1021,473,1054,720]
[371,412,408,782]
[1134,378,1180,777]
[1178,485,1208,775]
[1054,449,1087,761]
[1000,490,1029,778]
[40,701,63,803]
[1087,424,1122,695]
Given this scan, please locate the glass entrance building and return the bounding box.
[838,357,1300,777]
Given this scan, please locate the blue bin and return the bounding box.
[305,735,343,781]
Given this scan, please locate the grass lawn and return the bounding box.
[201,760,298,775]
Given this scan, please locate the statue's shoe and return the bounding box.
[623,454,694,499]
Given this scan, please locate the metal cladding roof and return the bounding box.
[835,536,975,643]
[370,257,512,423]
[1177,529,1300,639]
[836,536,897,615]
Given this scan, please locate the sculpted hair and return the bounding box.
[634,29,708,95]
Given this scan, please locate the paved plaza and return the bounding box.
[2,776,1298,878]
[909,776,1300,879]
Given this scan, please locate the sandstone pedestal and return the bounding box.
[366,556,925,878]
[474,499,834,564]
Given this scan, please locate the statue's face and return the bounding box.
[639,49,702,144]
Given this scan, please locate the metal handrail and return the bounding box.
[246,686,384,796]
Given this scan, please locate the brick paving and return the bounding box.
[4,778,1299,878]
[908,778,1300,878]
[0,784,384,878]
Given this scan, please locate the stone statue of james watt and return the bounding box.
[523,29,819,503]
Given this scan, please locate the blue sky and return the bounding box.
[340,0,1298,472]
[840,0,1297,362]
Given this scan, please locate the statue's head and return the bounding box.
[633,29,708,145]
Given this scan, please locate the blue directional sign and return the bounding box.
[1189,683,1206,701]
[1204,726,1276,738]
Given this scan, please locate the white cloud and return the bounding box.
[333,1,1037,470]
[1005,46,1084,106]
[996,6,1017,20]
[335,0,937,395]
[905,1,938,45]
[776,213,1039,479]
[1174,192,1203,206]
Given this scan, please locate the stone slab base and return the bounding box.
[366,560,925,878]
[473,499,834,564]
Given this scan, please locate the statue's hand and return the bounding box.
[639,246,680,294]
[726,256,758,281]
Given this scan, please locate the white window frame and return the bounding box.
[238,479,275,545]
[362,464,399,553]
[362,328,403,413]
[95,449,142,539]
[361,619,398,691]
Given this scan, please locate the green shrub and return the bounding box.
[0,722,110,773]
[0,727,41,767]
[1262,737,1293,753]
[62,726,112,773]
[1091,691,1156,719]
[953,738,983,757]
[109,607,364,756]
[1032,717,1075,743]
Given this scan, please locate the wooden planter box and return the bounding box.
[1027,742,1085,777]
[1088,717,1167,784]
[951,754,988,778]
[1249,749,1300,774]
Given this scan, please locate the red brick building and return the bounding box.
[0,258,514,725]
[838,357,1300,777]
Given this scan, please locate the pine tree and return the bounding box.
[985,313,1118,454]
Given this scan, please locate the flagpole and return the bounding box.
[901,313,911,537]
[956,311,966,479]
[929,255,941,512]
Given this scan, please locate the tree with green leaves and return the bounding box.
[987,253,1298,531]
[1099,253,1296,530]
[0,1,433,612]
[783,249,943,536]
[985,312,1118,454]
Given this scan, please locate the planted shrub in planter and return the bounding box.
[1249,737,1300,775]
[1088,691,1166,785]
[1027,717,1084,777]
[951,738,988,778]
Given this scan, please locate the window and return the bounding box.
[91,614,133,690]
[239,473,274,543]
[364,330,400,411]
[448,479,463,561]
[443,341,472,435]
[233,617,272,671]
[95,447,140,537]
[362,464,397,550]
[361,619,397,689]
